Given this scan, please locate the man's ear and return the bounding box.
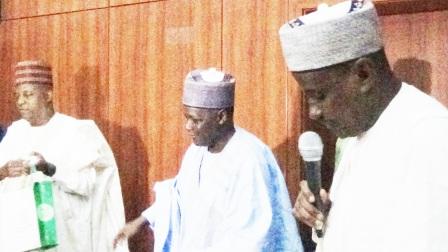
[46,89,53,103]
[217,109,228,125]
[352,57,375,94]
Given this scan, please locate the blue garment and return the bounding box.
[0,126,6,142]
[143,127,303,252]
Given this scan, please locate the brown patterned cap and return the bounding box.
[15,60,53,86]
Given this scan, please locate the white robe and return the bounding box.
[0,113,128,252]
[316,83,448,252]
[143,127,303,252]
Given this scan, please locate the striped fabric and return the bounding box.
[15,60,53,86]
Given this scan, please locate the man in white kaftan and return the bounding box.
[279,1,448,251]
[317,83,448,252]
[0,60,128,252]
[114,68,303,252]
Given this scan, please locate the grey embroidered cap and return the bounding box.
[183,68,235,109]
[279,0,383,72]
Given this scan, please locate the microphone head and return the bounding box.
[298,131,323,161]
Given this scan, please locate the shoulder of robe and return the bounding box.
[75,119,106,141]
[409,116,448,143]
[8,119,28,129]
[53,114,106,144]
[233,127,273,159]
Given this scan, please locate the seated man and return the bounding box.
[0,60,128,252]
[114,68,303,251]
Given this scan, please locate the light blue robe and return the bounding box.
[143,127,303,252]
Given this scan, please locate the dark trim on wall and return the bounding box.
[375,0,448,16]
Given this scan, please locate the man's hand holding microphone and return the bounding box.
[294,131,331,237]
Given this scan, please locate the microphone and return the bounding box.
[298,131,324,237]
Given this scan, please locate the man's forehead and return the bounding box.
[292,70,326,89]
[293,66,347,89]
[184,106,206,114]
[15,83,47,92]
[184,106,216,116]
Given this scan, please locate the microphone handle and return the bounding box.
[304,160,324,237]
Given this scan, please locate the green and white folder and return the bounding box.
[33,180,58,249]
[0,172,58,251]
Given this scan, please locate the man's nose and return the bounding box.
[308,104,323,120]
[16,95,25,106]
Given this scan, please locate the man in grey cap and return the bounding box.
[279,0,448,251]
[114,68,303,251]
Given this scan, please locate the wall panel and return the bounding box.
[222,0,290,174]
[381,10,448,105]
[0,9,109,130]
[0,24,16,125]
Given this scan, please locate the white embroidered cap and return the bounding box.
[279,0,383,72]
